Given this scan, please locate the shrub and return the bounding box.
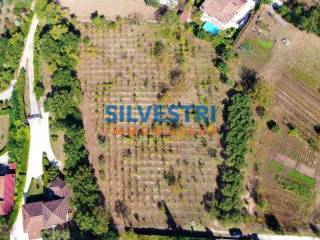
[153,40,165,56]
[144,0,160,8]
[267,120,280,133]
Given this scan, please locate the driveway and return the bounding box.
[10,14,61,240]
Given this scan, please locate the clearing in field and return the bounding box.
[77,18,228,230]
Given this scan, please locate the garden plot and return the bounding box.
[78,22,226,229]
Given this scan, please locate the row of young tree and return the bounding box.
[213,92,254,222]
[35,0,115,238]
[279,1,320,36]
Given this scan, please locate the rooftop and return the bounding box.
[201,0,247,24]
[0,163,16,216]
[22,177,70,239]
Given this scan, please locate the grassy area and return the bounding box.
[237,37,274,69]
[26,177,44,203]
[288,169,316,187]
[275,169,316,201]
[268,160,285,174]
[286,64,320,89]
[50,130,65,164]
[255,38,274,50]
[27,177,43,196]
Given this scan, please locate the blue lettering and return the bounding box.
[105,105,117,123]
[181,105,193,123]
[195,105,208,123]
[127,105,137,123]
[137,105,152,123]
[168,105,180,123]
[154,105,165,123]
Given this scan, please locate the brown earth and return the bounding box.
[59,0,155,22]
[77,21,229,230]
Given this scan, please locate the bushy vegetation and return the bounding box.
[7,69,30,226]
[279,1,320,36]
[42,226,70,240]
[144,0,160,8]
[90,11,116,31]
[213,93,254,222]
[275,172,315,201]
[42,154,59,187]
[36,0,113,238]
[0,0,32,91]
[268,160,285,174]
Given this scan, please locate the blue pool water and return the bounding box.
[203,22,219,35]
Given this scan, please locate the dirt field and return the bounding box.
[0,115,9,152]
[232,5,320,233]
[59,0,155,22]
[77,20,229,230]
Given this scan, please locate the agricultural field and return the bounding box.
[0,114,9,152]
[232,5,320,233]
[77,19,229,230]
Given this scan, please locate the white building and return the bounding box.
[159,0,178,7]
[200,0,256,30]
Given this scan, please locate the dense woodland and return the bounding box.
[279,1,320,36]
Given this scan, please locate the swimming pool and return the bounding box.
[202,22,220,36]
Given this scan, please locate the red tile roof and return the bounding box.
[48,177,70,199]
[201,0,247,24]
[0,163,16,216]
[22,177,70,238]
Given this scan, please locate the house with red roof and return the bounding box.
[22,176,70,240]
[0,163,16,216]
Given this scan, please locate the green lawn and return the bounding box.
[268,160,285,174]
[275,169,316,201]
[27,177,44,203]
